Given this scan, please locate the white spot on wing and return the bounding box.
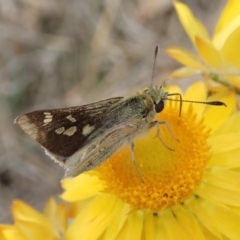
[43,112,53,124]
[44,112,51,115]
[44,118,52,123]
[55,127,65,134]
[66,115,76,122]
[82,124,95,136]
[63,126,77,136]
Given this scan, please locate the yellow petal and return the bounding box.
[196,181,240,206]
[208,148,240,169]
[187,198,222,239]
[213,112,240,135]
[66,194,119,240]
[68,201,89,218]
[115,210,145,240]
[214,0,240,36]
[161,210,185,240]
[203,90,236,132]
[195,36,223,69]
[61,173,106,201]
[204,168,240,191]
[213,14,240,50]
[143,213,155,240]
[0,225,27,240]
[12,201,52,234]
[220,26,240,68]
[174,2,209,46]
[182,81,207,114]
[44,198,68,233]
[16,220,54,240]
[172,204,205,240]
[155,215,168,239]
[198,199,240,240]
[166,47,206,70]
[44,198,57,217]
[208,132,240,154]
[169,67,200,79]
[198,226,221,240]
[103,200,128,240]
[204,203,240,240]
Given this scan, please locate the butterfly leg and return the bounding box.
[150,121,179,151]
[130,142,144,183]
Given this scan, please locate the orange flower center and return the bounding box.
[97,102,211,211]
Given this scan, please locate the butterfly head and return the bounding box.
[143,86,168,113]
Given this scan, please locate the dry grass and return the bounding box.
[0,0,224,222]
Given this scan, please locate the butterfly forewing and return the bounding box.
[15,97,123,163]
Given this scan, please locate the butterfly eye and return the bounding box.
[155,100,164,113]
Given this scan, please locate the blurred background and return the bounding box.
[0,0,225,222]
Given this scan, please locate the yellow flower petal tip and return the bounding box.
[61,173,106,201]
[1,198,69,240]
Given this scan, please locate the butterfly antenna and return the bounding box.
[167,93,226,117]
[151,45,158,88]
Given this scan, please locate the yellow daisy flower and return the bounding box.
[166,1,240,92]
[61,81,240,240]
[0,198,69,240]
